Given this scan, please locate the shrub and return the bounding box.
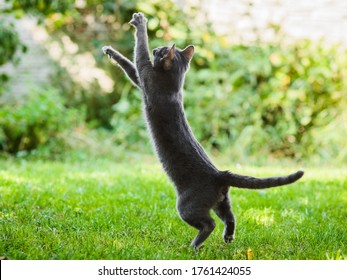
[0,87,78,154]
[184,40,347,159]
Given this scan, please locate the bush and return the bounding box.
[0,87,78,154]
[185,40,347,159]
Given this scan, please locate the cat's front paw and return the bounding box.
[129,12,147,28]
[102,45,112,55]
[102,46,117,60]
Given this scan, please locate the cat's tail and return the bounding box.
[219,170,304,189]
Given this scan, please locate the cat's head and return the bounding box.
[152,44,194,72]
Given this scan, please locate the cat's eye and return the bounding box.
[153,49,158,56]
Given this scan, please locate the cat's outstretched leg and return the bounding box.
[102,46,141,88]
[213,195,236,243]
[129,13,153,74]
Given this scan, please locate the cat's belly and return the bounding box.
[149,127,219,186]
[145,103,219,187]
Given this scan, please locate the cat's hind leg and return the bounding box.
[213,194,236,243]
[177,204,216,251]
[189,216,216,251]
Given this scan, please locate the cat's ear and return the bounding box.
[181,45,195,62]
[162,44,176,70]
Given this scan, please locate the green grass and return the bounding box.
[0,158,346,260]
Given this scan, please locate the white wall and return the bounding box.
[197,0,347,44]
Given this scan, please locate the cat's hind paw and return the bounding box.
[223,234,234,243]
[192,243,204,253]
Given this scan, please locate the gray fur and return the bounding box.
[103,13,304,251]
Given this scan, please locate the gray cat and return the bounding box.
[102,12,304,251]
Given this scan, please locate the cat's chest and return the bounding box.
[144,94,181,116]
[144,99,184,137]
[145,104,178,128]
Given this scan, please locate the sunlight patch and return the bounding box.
[281,208,305,224]
[244,208,275,226]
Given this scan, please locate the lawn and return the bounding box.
[0,158,346,260]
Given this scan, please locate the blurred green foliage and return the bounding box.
[5,0,73,17]
[0,21,19,66]
[2,0,347,161]
[185,41,347,159]
[0,87,78,154]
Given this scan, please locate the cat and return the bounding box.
[102,12,304,251]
